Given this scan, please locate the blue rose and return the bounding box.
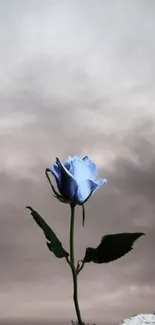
[46,155,107,205]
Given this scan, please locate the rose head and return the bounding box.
[46,155,107,205]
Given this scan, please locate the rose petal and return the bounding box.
[82,156,98,179]
[67,156,97,183]
[75,178,107,204]
[55,158,78,200]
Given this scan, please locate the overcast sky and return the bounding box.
[1,1,155,325]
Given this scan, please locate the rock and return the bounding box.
[120,314,155,325]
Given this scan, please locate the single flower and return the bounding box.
[46,155,107,205]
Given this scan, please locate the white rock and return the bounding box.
[120,314,155,325]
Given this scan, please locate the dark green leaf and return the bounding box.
[83,232,145,264]
[26,206,69,259]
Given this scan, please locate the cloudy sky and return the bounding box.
[1,1,155,325]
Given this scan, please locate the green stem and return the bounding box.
[69,204,83,325]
